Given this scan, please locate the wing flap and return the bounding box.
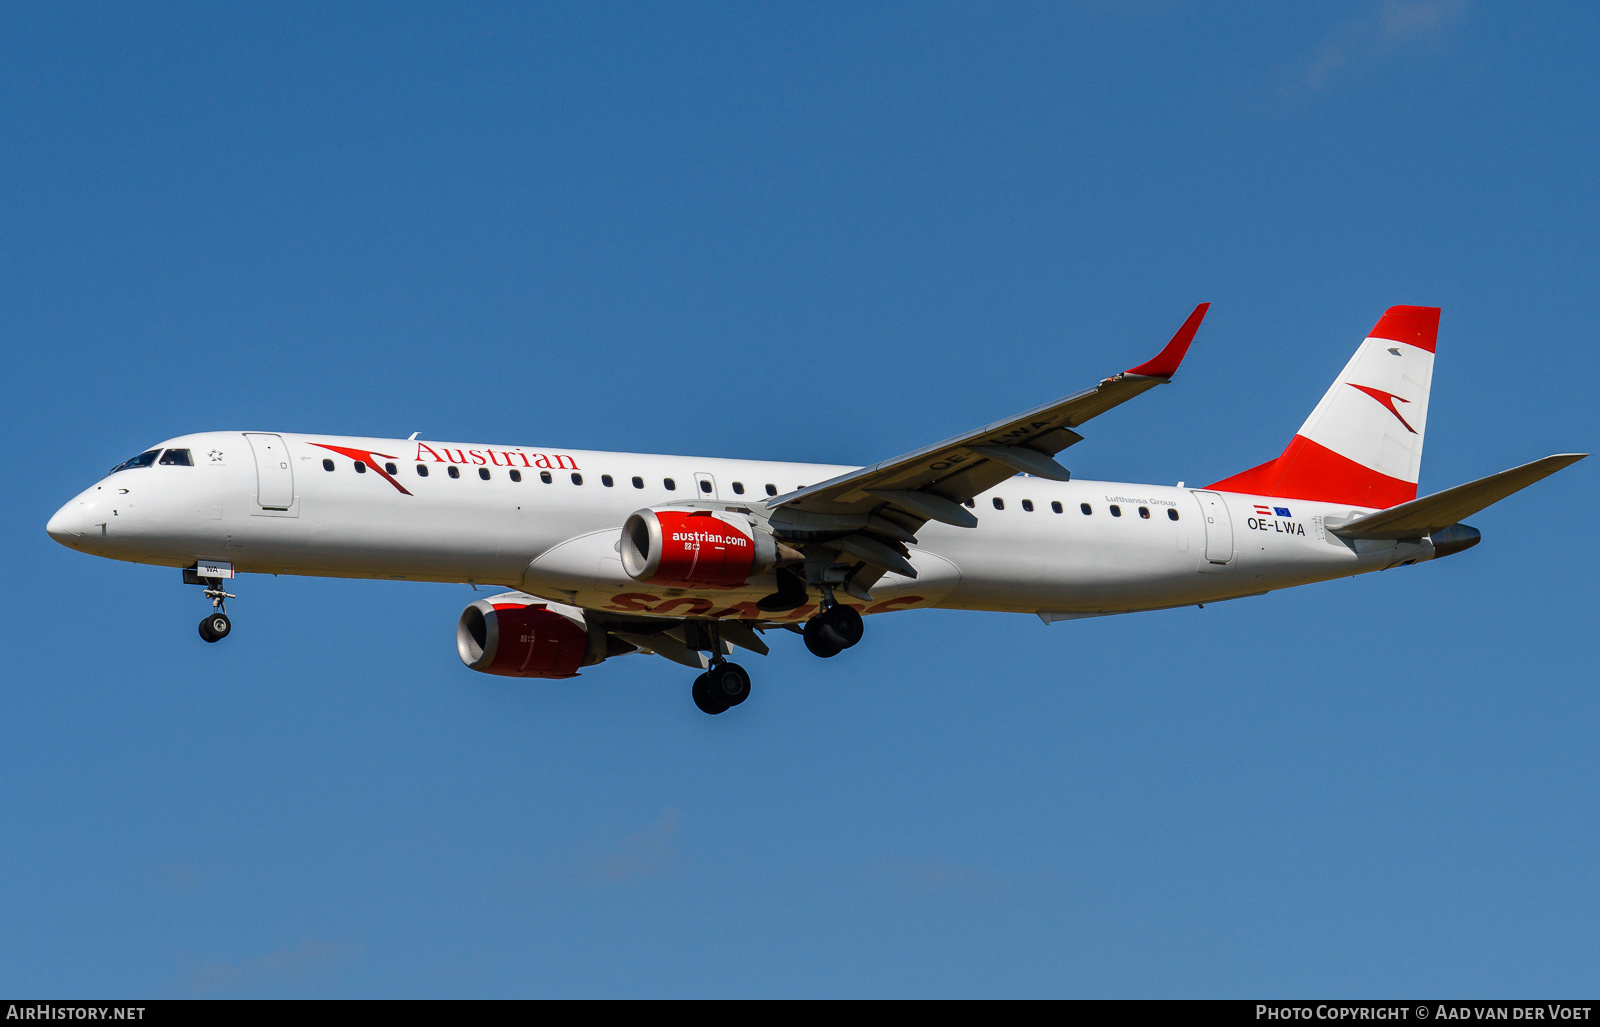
[865,489,977,528]
[610,631,709,669]
[1329,453,1587,540]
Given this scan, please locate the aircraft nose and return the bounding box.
[46,499,90,544]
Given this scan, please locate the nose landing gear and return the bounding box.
[199,610,232,643]
[189,573,236,643]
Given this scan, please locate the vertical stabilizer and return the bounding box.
[1208,306,1438,508]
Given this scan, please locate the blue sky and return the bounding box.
[2,2,1596,997]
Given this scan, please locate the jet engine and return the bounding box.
[456,593,614,678]
[620,508,780,588]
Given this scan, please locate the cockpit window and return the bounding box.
[110,449,161,473]
[158,448,193,466]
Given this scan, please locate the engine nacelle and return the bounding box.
[456,593,601,678]
[620,508,778,588]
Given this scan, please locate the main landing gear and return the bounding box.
[692,660,751,716]
[802,595,863,659]
[685,587,867,714]
[685,619,752,715]
[197,580,235,643]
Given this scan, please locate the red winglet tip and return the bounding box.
[1369,305,1440,352]
[1126,302,1209,378]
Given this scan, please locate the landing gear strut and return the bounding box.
[686,620,752,715]
[802,591,863,658]
[197,580,235,643]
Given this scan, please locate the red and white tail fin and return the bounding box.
[1208,306,1439,509]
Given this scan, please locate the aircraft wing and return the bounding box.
[767,303,1209,528]
[1329,453,1587,540]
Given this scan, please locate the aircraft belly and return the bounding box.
[560,549,961,622]
[220,494,552,583]
[522,528,623,595]
[934,519,1205,612]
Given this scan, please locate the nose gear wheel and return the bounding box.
[198,612,231,643]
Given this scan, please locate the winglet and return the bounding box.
[1126,303,1210,379]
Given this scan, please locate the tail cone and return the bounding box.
[1429,523,1480,559]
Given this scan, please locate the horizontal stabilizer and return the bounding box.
[1329,453,1587,540]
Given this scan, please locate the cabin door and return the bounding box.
[1191,490,1234,569]
[245,433,295,510]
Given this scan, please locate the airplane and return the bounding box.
[45,304,1585,715]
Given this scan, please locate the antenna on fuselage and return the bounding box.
[407,431,420,440]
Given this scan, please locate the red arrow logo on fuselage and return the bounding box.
[310,443,414,495]
[1347,384,1418,434]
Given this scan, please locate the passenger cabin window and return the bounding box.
[322,459,336,471]
[1051,501,1063,513]
[632,476,644,489]
[765,484,777,497]
[602,475,614,487]
[479,468,491,480]
[572,473,583,485]
[1021,499,1034,512]
[354,461,367,473]
[448,466,460,479]
[416,464,429,477]
[700,480,712,493]
[112,450,161,473]
[1109,504,1121,517]
[964,499,976,509]
[1080,503,1091,515]
[510,469,522,482]
[540,471,552,484]
[664,478,676,491]
[992,497,1004,510]
[384,462,397,474]
[732,482,745,495]
[1139,506,1150,519]
[1167,508,1180,521]
[158,449,193,466]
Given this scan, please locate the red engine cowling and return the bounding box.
[620,508,777,588]
[456,593,594,678]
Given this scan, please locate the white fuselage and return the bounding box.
[47,431,1430,622]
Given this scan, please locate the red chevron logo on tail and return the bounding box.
[1347,384,1418,435]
